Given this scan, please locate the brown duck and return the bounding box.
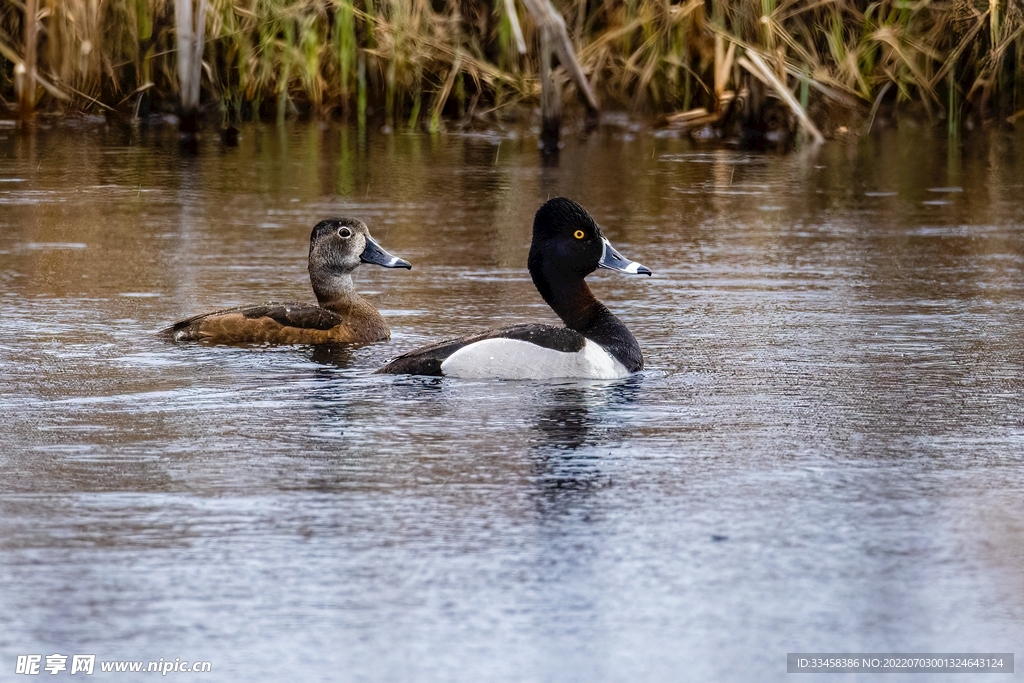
[164,218,411,345]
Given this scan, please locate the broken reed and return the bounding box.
[1,0,1023,130]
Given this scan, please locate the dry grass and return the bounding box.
[0,0,1022,132]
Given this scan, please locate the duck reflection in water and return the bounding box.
[307,343,357,369]
[529,379,642,499]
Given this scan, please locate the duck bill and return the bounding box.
[361,236,412,269]
[598,237,651,275]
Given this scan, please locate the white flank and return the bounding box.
[440,338,628,380]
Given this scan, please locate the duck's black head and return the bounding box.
[309,218,411,275]
[529,197,605,279]
[528,198,651,283]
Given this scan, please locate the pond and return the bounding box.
[1,120,1022,681]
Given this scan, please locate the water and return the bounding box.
[1,121,1023,682]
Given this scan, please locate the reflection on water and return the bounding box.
[528,381,646,495]
[529,384,626,497]
[306,343,357,369]
[1,122,1024,681]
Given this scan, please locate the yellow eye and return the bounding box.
[573,230,585,239]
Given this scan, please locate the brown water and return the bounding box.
[1,121,1023,682]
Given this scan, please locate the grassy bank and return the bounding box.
[2,1,1023,136]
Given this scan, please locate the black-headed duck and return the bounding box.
[165,218,411,345]
[377,198,650,379]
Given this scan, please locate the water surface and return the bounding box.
[1,122,1023,681]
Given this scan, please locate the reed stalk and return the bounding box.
[175,0,207,129]
[135,0,154,88]
[334,0,356,113]
[17,0,37,118]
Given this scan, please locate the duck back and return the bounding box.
[165,298,390,345]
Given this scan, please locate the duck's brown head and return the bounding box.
[309,218,411,276]
[308,218,411,311]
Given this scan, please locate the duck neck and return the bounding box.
[531,266,644,371]
[310,270,359,312]
[308,268,390,340]
[535,273,605,332]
